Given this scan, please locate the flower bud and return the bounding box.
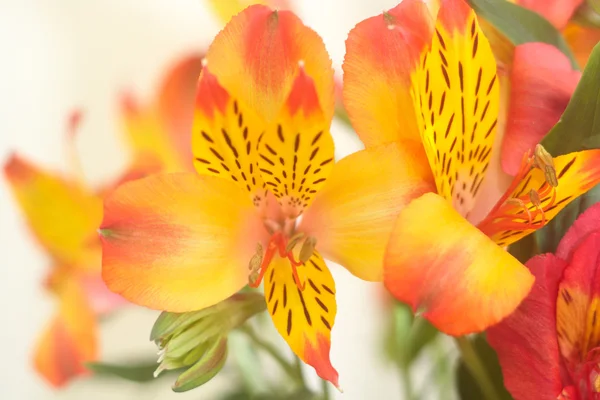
[150,292,266,392]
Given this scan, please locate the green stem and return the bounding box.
[321,377,331,400]
[454,337,501,400]
[400,367,414,400]
[294,357,305,385]
[240,325,304,387]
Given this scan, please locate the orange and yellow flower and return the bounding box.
[3,57,194,387]
[3,147,122,387]
[343,0,600,335]
[99,5,436,387]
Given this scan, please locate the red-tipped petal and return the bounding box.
[487,254,566,400]
[206,5,334,122]
[100,173,267,312]
[342,0,433,147]
[34,280,98,387]
[3,154,102,268]
[501,43,580,176]
[437,0,472,33]
[384,192,534,335]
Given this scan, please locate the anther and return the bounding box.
[299,236,317,264]
[248,243,263,286]
[504,198,533,225]
[533,144,558,187]
[528,189,541,207]
[285,232,305,254]
[248,243,263,272]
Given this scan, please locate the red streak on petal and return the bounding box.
[286,66,321,117]
[438,0,472,34]
[195,67,229,120]
[243,8,298,98]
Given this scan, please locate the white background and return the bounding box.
[0,1,441,399]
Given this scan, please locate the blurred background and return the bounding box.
[0,1,453,399]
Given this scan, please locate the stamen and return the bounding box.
[477,147,560,238]
[533,144,558,187]
[285,232,305,254]
[248,238,277,288]
[248,243,263,285]
[299,236,317,264]
[247,232,308,291]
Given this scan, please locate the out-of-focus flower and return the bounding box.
[488,202,600,400]
[343,0,600,335]
[151,292,266,391]
[100,5,432,388]
[121,55,203,173]
[3,114,161,387]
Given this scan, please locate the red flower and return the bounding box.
[488,202,600,399]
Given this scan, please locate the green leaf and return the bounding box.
[541,44,600,155]
[86,360,159,382]
[172,337,228,392]
[534,43,600,253]
[508,232,538,264]
[467,0,579,69]
[456,335,512,400]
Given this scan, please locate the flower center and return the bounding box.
[247,219,316,291]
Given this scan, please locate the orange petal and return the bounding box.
[192,67,269,210]
[206,5,334,122]
[3,154,102,268]
[384,192,534,335]
[342,0,433,147]
[564,23,600,68]
[100,173,267,312]
[257,67,335,218]
[300,141,435,282]
[157,55,204,172]
[501,43,580,176]
[412,0,500,217]
[516,0,584,29]
[264,252,339,387]
[479,150,600,247]
[34,280,97,387]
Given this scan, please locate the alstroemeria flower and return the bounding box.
[3,115,161,387]
[99,5,435,387]
[488,203,600,400]
[4,155,125,387]
[343,0,600,335]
